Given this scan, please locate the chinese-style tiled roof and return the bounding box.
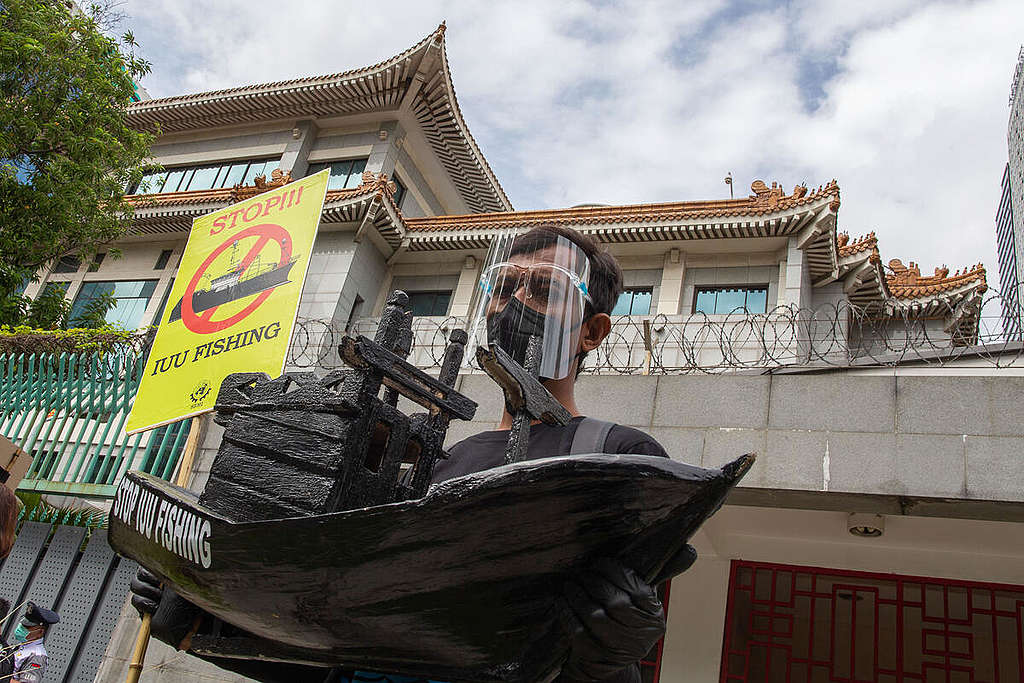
[124,174,987,320]
[405,180,840,233]
[837,231,879,260]
[126,24,511,214]
[885,259,988,300]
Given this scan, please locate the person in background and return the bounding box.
[11,602,59,683]
[0,486,20,560]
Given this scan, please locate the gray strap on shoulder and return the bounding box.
[570,418,615,455]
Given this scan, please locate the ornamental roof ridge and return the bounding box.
[406,178,840,232]
[837,231,877,258]
[884,258,987,299]
[129,24,445,111]
[431,23,511,213]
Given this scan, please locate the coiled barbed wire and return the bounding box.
[5,294,1018,384]
[287,291,1024,374]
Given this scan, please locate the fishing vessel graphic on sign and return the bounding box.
[169,239,298,323]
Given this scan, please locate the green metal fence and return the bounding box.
[0,349,191,498]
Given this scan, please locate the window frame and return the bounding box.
[128,157,282,195]
[306,158,369,191]
[69,279,159,330]
[692,284,770,315]
[405,290,453,317]
[612,287,654,316]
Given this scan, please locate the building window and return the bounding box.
[129,158,281,195]
[693,286,768,315]
[70,280,158,329]
[53,255,81,274]
[407,290,451,317]
[721,560,1024,683]
[307,158,368,191]
[612,287,653,315]
[393,175,407,208]
[155,249,174,270]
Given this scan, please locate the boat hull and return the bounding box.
[110,452,753,682]
[168,261,296,322]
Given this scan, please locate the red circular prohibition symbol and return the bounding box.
[181,224,292,334]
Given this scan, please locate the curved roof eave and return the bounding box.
[127,24,511,214]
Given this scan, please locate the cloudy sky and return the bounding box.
[121,0,1024,284]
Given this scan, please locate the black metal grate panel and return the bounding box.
[66,537,136,683]
[47,529,116,683]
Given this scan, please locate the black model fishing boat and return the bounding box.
[109,291,754,682]
[168,258,297,322]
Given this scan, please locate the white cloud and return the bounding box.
[122,0,1024,286]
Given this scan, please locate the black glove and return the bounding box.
[129,566,204,649]
[651,543,698,585]
[560,558,668,681]
[130,567,163,616]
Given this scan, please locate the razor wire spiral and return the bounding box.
[286,291,1024,375]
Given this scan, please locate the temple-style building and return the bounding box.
[6,24,1023,683]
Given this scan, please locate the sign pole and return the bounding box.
[125,417,203,683]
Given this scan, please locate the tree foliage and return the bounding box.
[0,0,154,326]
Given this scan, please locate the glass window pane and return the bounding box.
[219,163,248,188]
[431,291,452,315]
[694,289,717,314]
[69,279,157,329]
[242,160,267,185]
[745,288,768,314]
[186,166,220,191]
[611,292,633,316]
[325,161,352,190]
[408,291,452,316]
[346,158,367,188]
[393,176,407,207]
[631,290,652,315]
[715,288,746,314]
[162,169,187,193]
[137,172,166,194]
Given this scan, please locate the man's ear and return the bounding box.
[580,313,611,352]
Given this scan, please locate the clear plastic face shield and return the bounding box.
[467,232,592,381]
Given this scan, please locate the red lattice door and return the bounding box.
[720,560,1024,683]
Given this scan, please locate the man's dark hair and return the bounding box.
[509,225,623,375]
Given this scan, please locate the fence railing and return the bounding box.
[287,292,1024,374]
[3,292,1018,498]
[0,348,191,498]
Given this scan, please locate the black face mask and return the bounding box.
[486,295,548,371]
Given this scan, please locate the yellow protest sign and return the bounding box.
[126,169,330,434]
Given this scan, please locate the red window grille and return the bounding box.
[720,560,1024,683]
[640,580,672,683]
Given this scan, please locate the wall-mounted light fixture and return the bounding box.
[378,129,388,141]
[292,127,301,139]
[847,513,884,538]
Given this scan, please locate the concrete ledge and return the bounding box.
[727,487,1024,524]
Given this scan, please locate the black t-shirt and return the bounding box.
[432,416,668,485]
